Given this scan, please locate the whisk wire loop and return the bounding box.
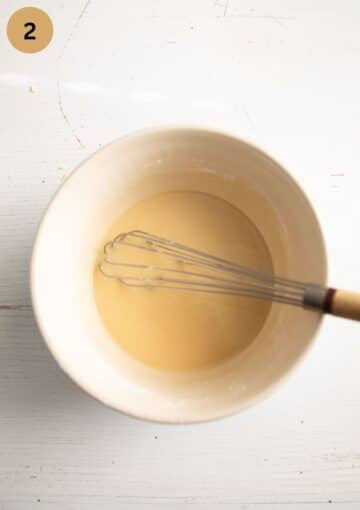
[98,230,311,307]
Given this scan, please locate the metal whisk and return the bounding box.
[99,230,360,322]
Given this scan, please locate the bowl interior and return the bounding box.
[31,128,327,423]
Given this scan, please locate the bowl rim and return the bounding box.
[30,124,328,424]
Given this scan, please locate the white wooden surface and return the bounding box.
[1,0,360,507]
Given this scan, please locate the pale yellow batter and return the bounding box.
[94,191,273,372]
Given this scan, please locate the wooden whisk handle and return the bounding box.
[324,288,360,321]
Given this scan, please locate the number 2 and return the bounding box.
[24,22,36,40]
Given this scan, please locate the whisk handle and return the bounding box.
[324,288,360,321]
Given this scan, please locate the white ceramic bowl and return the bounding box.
[31,127,327,423]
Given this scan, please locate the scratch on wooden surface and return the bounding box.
[58,0,92,62]
[329,173,345,192]
[212,1,294,25]
[0,305,31,311]
[213,0,230,17]
[213,0,227,15]
[242,106,253,125]
[321,452,360,464]
[56,81,85,148]
[56,0,93,152]
[242,106,259,137]
[230,13,295,27]
[76,0,92,26]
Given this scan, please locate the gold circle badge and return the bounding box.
[7,7,53,53]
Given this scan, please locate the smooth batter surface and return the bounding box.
[94,191,273,372]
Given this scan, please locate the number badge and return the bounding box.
[7,7,53,53]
